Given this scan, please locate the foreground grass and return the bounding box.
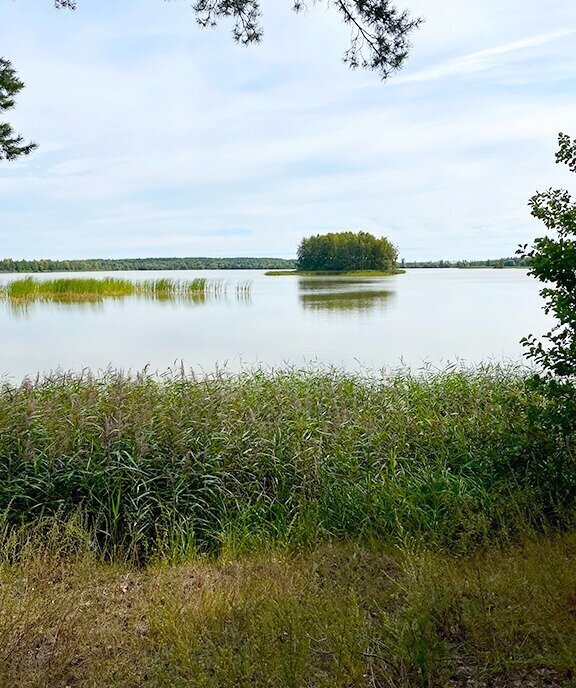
[1,528,575,687]
[2,367,576,685]
[0,366,573,559]
[0,276,252,302]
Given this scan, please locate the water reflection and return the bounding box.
[1,291,250,319]
[298,278,395,315]
[0,268,549,380]
[3,298,109,319]
[298,278,376,290]
[0,276,254,319]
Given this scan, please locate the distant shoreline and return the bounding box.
[404,265,529,270]
[0,257,297,274]
[0,256,531,274]
[402,259,531,269]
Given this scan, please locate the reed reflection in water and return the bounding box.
[298,278,396,315]
[0,277,252,318]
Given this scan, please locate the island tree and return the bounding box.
[296,230,398,272]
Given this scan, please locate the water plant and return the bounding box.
[4,276,135,299]
[0,276,250,303]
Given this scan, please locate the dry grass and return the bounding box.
[0,528,575,687]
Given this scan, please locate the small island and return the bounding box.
[266,230,404,276]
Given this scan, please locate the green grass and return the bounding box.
[4,276,135,299]
[0,276,250,302]
[265,269,405,276]
[0,366,573,561]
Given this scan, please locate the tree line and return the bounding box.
[0,257,296,273]
[296,231,398,272]
[401,257,532,269]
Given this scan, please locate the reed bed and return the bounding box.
[3,276,135,299]
[235,279,253,304]
[137,277,230,297]
[0,365,573,561]
[0,276,247,302]
[236,279,253,295]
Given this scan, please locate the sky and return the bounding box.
[1,0,575,261]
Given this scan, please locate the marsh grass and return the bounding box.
[0,365,574,561]
[0,276,249,304]
[235,279,253,299]
[3,276,134,300]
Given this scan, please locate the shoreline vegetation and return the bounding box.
[0,256,296,273]
[4,365,571,559]
[0,276,252,303]
[3,364,564,557]
[0,256,530,274]
[402,256,531,269]
[0,365,575,685]
[265,268,405,276]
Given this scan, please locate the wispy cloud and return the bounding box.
[393,29,576,84]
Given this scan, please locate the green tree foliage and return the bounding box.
[402,257,531,268]
[519,132,576,440]
[296,230,398,272]
[0,256,296,273]
[0,58,37,161]
[52,0,422,80]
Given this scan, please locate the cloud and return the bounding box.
[392,29,576,84]
[1,1,576,260]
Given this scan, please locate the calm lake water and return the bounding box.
[0,269,550,381]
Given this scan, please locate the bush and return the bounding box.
[519,133,576,446]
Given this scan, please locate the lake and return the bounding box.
[0,268,550,381]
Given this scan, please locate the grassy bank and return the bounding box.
[0,366,573,560]
[1,528,575,687]
[0,276,252,302]
[265,269,405,276]
[2,367,576,686]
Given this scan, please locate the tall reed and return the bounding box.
[6,276,134,299]
[1,276,250,303]
[0,366,572,560]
